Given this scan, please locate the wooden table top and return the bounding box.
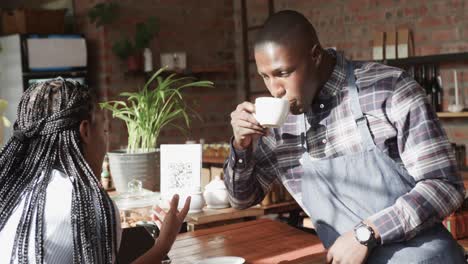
[168,219,326,264]
[457,238,468,251]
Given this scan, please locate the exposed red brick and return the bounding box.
[73,0,468,151]
[417,16,443,28]
[453,131,468,140]
[413,32,429,43]
[74,0,238,150]
[417,46,442,56]
[431,29,458,42]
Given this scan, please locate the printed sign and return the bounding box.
[160,144,202,198]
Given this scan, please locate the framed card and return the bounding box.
[160,144,202,199]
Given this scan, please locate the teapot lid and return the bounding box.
[205,175,227,191]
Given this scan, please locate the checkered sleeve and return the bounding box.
[223,135,280,209]
[367,72,465,244]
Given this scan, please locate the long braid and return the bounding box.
[0,78,117,263]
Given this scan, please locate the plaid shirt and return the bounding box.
[224,50,465,245]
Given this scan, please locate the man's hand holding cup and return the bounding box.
[230,97,289,150]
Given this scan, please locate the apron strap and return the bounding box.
[301,113,309,152]
[346,61,375,150]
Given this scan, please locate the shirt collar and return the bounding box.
[318,49,347,98]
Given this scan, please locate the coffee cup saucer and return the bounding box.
[194,256,245,264]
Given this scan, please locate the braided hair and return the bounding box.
[0,78,117,263]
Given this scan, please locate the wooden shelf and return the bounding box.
[262,200,301,215]
[462,178,468,191]
[437,112,468,118]
[203,156,227,165]
[185,201,303,230]
[23,70,87,77]
[164,65,232,76]
[247,25,262,31]
[192,65,232,73]
[457,238,468,251]
[187,205,263,225]
[377,52,468,67]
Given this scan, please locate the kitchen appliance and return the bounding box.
[0,33,87,141]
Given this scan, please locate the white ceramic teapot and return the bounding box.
[178,187,205,214]
[203,175,230,209]
[159,187,205,214]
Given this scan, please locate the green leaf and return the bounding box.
[88,2,120,27]
[2,116,11,127]
[135,16,159,50]
[101,67,214,152]
[0,99,7,111]
[112,38,135,60]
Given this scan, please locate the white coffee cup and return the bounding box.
[254,97,290,128]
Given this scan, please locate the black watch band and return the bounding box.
[353,221,380,249]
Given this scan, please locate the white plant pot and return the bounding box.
[108,149,160,193]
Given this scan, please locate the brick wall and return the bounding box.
[236,0,468,166]
[3,0,467,164]
[73,0,237,151]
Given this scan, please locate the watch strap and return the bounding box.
[354,221,379,249]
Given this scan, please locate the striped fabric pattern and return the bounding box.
[0,170,121,263]
[224,50,465,244]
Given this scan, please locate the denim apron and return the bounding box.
[299,62,465,263]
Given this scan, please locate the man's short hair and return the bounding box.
[254,10,319,52]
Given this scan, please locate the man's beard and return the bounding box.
[289,99,306,115]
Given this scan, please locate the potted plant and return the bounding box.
[112,17,158,72]
[100,68,213,192]
[88,2,158,72]
[87,2,120,27]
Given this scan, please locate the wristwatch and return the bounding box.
[353,221,380,249]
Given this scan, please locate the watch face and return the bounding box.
[356,226,371,242]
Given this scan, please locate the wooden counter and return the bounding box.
[457,238,468,252]
[168,219,326,264]
[186,200,302,231]
[186,205,264,231]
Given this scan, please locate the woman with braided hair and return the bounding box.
[0,78,190,264]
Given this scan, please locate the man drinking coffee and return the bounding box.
[224,10,465,264]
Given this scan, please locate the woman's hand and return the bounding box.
[132,194,190,264]
[152,194,191,257]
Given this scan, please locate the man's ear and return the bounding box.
[309,44,322,67]
[79,119,91,145]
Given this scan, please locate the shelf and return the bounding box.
[23,69,87,77]
[247,25,262,31]
[250,90,269,95]
[187,205,263,225]
[164,65,232,76]
[437,112,468,118]
[377,52,468,67]
[203,156,227,165]
[457,238,468,251]
[261,200,301,215]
